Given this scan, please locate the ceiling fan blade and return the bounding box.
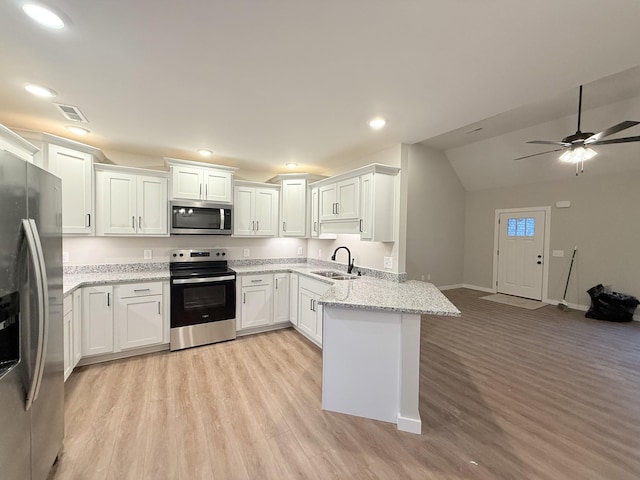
[527,140,571,146]
[514,148,564,161]
[589,135,640,146]
[585,121,640,144]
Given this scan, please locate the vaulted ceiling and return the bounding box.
[2,0,640,179]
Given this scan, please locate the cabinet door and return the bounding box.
[298,288,316,338]
[82,286,114,356]
[233,186,255,236]
[281,179,306,237]
[72,289,82,367]
[255,188,279,236]
[97,171,137,235]
[48,144,93,235]
[289,273,299,325]
[137,175,168,235]
[273,273,290,324]
[203,169,232,203]
[315,301,323,343]
[63,308,73,381]
[310,188,319,238]
[336,177,360,220]
[117,295,164,350]
[359,173,373,240]
[240,284,272,329]
[171,165,203,200]
[318,184,337,222]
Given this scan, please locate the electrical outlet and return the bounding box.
[62,251,69,263]
[420,274,425,281]
[297,246,303,256]
[243,248,250,258]
[383,256,393,269]
[143,249,152,260]
[552,250,564,257]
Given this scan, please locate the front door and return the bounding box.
[497,210,546,300]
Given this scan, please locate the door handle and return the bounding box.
[537,261,542,265]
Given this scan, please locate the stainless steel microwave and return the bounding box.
[170,200,232,235]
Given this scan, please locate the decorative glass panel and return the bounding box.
[516,218,525,236]
[507,218,517,237]
[525,217,535,237]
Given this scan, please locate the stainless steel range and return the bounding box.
[169,248,236,351]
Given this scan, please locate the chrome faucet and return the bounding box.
[331,246,355,274]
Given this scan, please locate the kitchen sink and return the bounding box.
[312,270,359,280]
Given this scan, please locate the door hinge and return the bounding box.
[497,250,499,255]
[496,281,498,287]
[498,219,500,224]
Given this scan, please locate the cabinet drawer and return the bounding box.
[116,282,163,298]
[241,274,273,287]
[63,294,73,315]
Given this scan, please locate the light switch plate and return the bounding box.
[552,250,565,257]
[243,248,250,258]
[383,256,393,269]
[62,251,69,263]
[297,246,303,256]
[143,249,152,260]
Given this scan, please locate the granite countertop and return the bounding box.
[233,264,460,317]
[63,270,169,296]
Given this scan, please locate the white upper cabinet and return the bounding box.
[359,171,396,242]
[319,177,359,222]
[166,158,236,203]
[95,165,168,236]
[233,182,279,237]
[280,179,307,237]
[0,124,39,162]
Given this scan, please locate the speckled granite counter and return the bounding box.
[233,263,460,317]
[63,263,169,296]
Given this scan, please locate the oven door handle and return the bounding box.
[172,275,235,285]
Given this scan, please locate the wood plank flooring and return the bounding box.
[49,288,640,479]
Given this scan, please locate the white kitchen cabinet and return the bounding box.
[297,276,331,347]
[239,274,273,329]
[72,289,82,367]
[280,179,307,237]
[273,273,290,324]
[233,183,279,236]
[0,124,39,162]
[63,295,73,381]
[167,159,236,203]
[319,177,359,222]
[311,187,320,238]
[115,282,164,350]
[82,285,114,357]
[359,172,396,242]
[95,165,168,236]
[289,273,299,326]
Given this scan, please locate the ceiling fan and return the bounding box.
[515,85,640,174]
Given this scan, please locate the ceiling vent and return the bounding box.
[53,103,88,123]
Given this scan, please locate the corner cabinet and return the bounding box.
[237,273,292,332]
[297,276,331,347]
[233,182,279,236]
[280,179,307,237]
[95,164,168,236]
[318,177,360,222]
[166,158,237,204]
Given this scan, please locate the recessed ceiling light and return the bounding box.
[368,117,386,130]
[66,125,90,135]
[285,162,298,169]
[25,83,57,97]
[197,149,213,157]
[22,4,65,29]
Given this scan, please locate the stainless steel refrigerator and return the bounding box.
[0,151,64,480]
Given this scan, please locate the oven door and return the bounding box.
[170,275,236,328]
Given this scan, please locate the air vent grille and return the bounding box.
[53,103,88,123]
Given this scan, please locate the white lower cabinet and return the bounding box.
[63,295,73,381]
[239,274,273,329]
[289,273,299,326]
[81,281,168,361]
[115,283,164,350]
[296,276,331,347]
[273,273,290,324]
[73,289,82,367]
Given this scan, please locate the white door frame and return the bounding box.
[492,206,551,302]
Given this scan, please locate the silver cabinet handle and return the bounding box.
[107,292,110,307]
[251,279,262,283]
[256,221,259,231]
[310,298,313,311]
[139,216,143,229]
[283,221,286,232]
[313,221,317,233]
[86,213,91,227]
[158,301,161,314]
[205,184,208,198]
[21,219,46,411]
[275,278,278,290]
[132,216,135,229]
[134,288,151,293]
[200,184,202,196]
[252,221,255,231]
[243,293,246,304]
[359,219,363,232]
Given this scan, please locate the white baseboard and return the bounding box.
[437,284,463,291]
[546,298,640,321]
[461,284,496,294]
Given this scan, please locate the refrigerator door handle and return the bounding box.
[21,219,47,411]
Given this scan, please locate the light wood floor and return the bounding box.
[49,288,640,480]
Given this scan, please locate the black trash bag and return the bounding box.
[585,284,639,322]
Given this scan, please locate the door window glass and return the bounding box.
[507,217,535,237]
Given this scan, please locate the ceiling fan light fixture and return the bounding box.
[559,146,597,163]
[22,4,65,29]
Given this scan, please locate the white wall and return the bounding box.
[463,170,640,306]
[404,144,465,286]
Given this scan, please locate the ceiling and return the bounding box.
[2,0,640,178]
